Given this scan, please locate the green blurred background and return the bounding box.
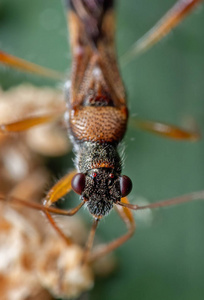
[0,0,204,299]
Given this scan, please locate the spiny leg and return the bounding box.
[44,170,77,206]
[121,0,202,65]
[88,197,136,263]
[129,118,200,141]
[0,195,84,215]
[0,110,66,133]
[86,190,204,261]
[0,50,64,80]
[43,170,81,245]
[1,170,85,245]
[0,194,85,245]
[117,190,204,211]
[5,169,73,244]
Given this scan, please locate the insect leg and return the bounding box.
[0,194,85,245]
[44,170,77,206]
[130,118,200,141]
[117,191,204,211]
[0,110,66,133]
[121,0,202,65]
[1,170,85,245]
[43,170,85,245]
[89,197,136,263]
[1,195,85,216]
[81,218,100,264]
[0,50,64,80]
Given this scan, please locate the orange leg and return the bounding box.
[44,170,77,207]
[42,170,81,245]
[0,110,66,133]
[0,50,64,80]
[117,190,204,211]
[1,170,85,245]
[1,194,85,245]
[130,118,200,141]
[121,0,202,65]
[81,218,100,264]
[88,197,136,263]
[0,195,84,216]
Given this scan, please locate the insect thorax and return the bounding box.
[76,142,121,174]
[75,141,123,217]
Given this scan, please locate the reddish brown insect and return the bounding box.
[0,0,203,269]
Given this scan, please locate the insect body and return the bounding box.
[0,0,203,270]
[67,1,132,218]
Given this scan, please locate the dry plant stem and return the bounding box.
[121,0,202,65]
[0,50,64,80]
[117,191,204,210]
[130,118,200,141]
[89,197,135,263]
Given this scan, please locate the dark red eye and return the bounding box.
[109,173,114,179]
[71,173,85,195]
[120,175,132,197]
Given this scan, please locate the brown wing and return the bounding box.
[66,0,126,108]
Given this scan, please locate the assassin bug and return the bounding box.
[0,0,204,298]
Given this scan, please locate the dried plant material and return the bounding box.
[0,196,115,300]
[0,204,46,300]
[0,152,94,299]
[0,84,70,156]
[8,169,49,201]
[52,214,89,245]
[0,141,47,200]
[0,202,94,300]
[37,238,93,299]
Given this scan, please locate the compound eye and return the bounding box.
[120,175,132,197]
[71,173,85,195]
